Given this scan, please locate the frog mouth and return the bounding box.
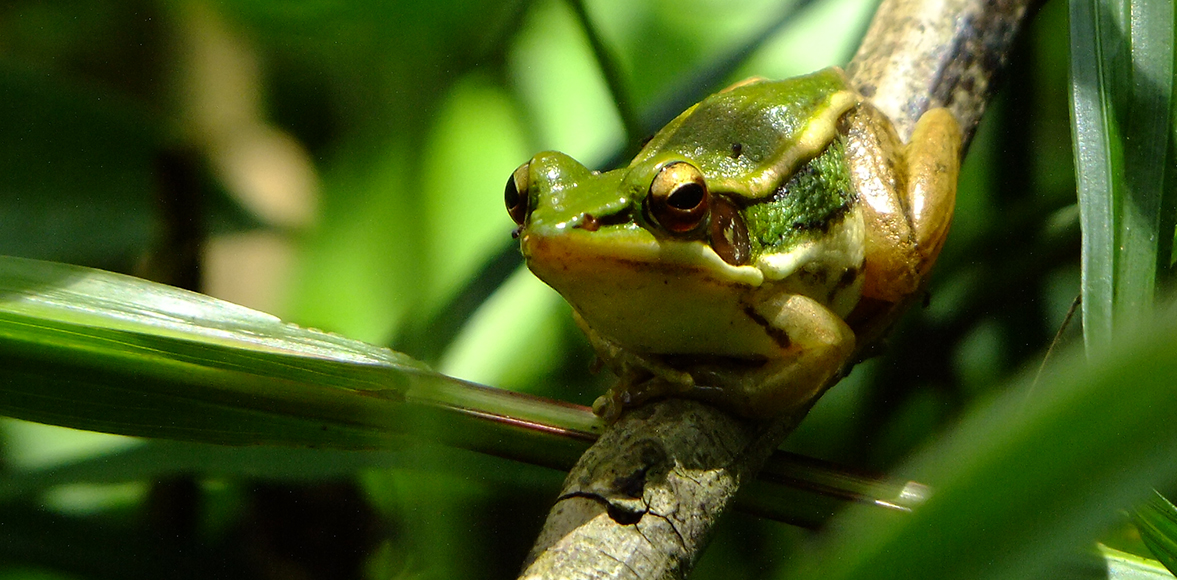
[519,224,765,288]
[519,226,778,359]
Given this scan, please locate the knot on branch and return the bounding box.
[559,436,671,524]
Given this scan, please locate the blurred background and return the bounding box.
[0,0,1082,578]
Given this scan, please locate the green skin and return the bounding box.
[508,67,960,420]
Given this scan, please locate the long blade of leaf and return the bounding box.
[1071,0,1175,352]
[0,256,924,526]
[1135,491,1177,575]
[0,255,600,455]
[1120,0,1175,282]
[786,305,1177,580]
[1071,0,1120,353]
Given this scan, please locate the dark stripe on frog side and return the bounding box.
[827,264,863,304]
[737,135,856,257]
[835,265,861,291]
[741,303,792,350]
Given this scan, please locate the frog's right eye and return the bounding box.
[646,161,709,235]
[505,162,531,225]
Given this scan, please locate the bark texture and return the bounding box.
[519,399,810,579]
[846,0,1034,145]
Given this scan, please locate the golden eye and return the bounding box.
[645,162,709,234]
[505,162,531,226]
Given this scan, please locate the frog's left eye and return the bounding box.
[505,162,531,226]
[646,162,709,234]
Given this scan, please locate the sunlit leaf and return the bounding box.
[1070,0,1176,351]
[787,306,1177,580]
[1135,491,1177,575]
[0,256,600,456]
[1097,544,1177,580]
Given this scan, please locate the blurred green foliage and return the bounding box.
[0,0,1173,578]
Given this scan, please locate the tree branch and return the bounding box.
[519,399,810,579]
[847,0,1036,146]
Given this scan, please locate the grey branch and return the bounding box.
[847,0,1034,146]
[519,399,809,579]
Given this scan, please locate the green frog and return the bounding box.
[505,67,960,421]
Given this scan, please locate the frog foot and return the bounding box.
[579,319,697,420]
[592,374,695,422]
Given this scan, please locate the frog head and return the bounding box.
[505,69,864,356]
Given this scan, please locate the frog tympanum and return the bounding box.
[505,67,960,421]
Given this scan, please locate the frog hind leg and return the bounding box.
[842,105,960,351]
[843,104,922,304]
[903,107,961,279]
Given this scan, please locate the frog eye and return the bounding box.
[505,162,531,225]
[646,162,709,234]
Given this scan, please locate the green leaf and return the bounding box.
[786,306,1177,580]
[1097,544,1177,580]
[1070,0,1176,352]
[1135,491,1177,575]
[0,255,600,458]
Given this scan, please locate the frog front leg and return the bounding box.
[578,312,698,422]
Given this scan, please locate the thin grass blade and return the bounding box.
[1135,491,1177,575]
[0,256,600,454]
[1070,0,1175,351]
[785,305,1177,580]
